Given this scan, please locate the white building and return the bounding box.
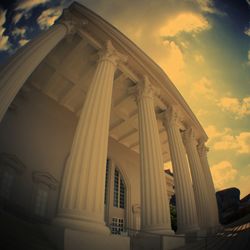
[0,2,219,250]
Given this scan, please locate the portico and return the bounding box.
[0,2,220,249]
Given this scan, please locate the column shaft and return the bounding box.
[56,41,125,234]
[136,77,172,234]
[163,108,199,234]
[197,143,220,228]
[183,129,213,229]
[0,24,69,122]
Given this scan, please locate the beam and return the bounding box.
[118,129,137,142]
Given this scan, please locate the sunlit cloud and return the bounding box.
[14,0,52,26]
[218,96,250,119]
[12,27,26,37]
[205,125,250,154]
[160,40,185,84]
[164,161,173,171]
[37,7,62,30]
[244,27,250,36]
[205,125,231,140]
[18,38,30,47]
[211,161,238,190]
[159,12,211,37]
[15,0,50,11]
[194,53,205,63]
[13,12,23,24]
[247,50,250,66]
[0,8,10,51]
[213,131,250,154]
[238,175,250,198]
[196,0,225,15]
[191,77,216,99]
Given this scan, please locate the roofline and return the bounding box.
[68,1,208,140]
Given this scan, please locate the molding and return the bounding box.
[32,171,59,190]
[68,2,208,140]
[0,153,26,174]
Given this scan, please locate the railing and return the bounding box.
[108,220,250,250]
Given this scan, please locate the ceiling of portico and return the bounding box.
[23,33,171,162]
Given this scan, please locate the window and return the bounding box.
[35,188,48,216]
[113,168,126,208]
[104,159,109,204]
[0,171,14,199]
[111,217,124,234]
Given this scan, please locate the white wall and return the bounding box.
[0,86,141,226]
[0,86,78,218]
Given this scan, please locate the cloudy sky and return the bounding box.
[0,0,249,197]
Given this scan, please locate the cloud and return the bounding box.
[205,125,231,140]
[191,77,216,99]
[164,161,173,172]
[238,175,250,197]
[13,12,23,24]
[12,27,26,37]
[18,38,30,47]
[194,53,205,63]
[244,27,250,36]
[248,50,250,66]
[160,40,185,83]
[159,12,211,37]
[213,131,250,154]
[13,0,52,26]
[196,0,225,15]
[37,7,63,30]
[15,0,50,11]
[205,126,250,154]
[217,96,250,119]
[0,8,11,51]
[211,161,238,190]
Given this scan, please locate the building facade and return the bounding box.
[0,2,219,250]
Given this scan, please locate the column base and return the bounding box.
[53,216,110,235]
[142,225,174,235]
[176,224,200,234]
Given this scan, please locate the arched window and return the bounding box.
[0,153,26,200]
[0,171,14,199]
[113,168,126,209]
[104,159,110,205]
[32,171,58,218]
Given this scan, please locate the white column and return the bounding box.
[197,141,220,228]
[0,20,75,122]
[162,108,199,234]
[135,76,172,234]
[55,41,126,234]
[182,128,213,230]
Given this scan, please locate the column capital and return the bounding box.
[197,141,209,158]
[98,40,127,67]
[182,127,197,146]
[59,9,88,35]
[129,75,159,102]
[162,106,178,126]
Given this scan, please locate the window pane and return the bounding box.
[113,169,119,207]
[119,177,125,208]
[111,217,124,235]
[35,188,48,217]
[104,159,109,204]
[0,172,14,199]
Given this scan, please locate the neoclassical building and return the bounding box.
[0,2,219,250]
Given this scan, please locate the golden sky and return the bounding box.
[0,0,249,197]
[78,0,250,198]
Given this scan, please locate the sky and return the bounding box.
[0,0,249,198]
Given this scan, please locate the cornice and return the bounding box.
[67,2,208,140]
